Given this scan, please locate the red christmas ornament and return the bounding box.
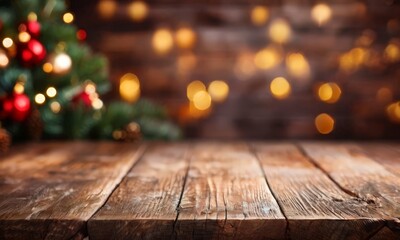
[72,91,92,107]
[20,21,41,38]
[76,29,87,41]
[18,39,46,67]
[0,94,31,122]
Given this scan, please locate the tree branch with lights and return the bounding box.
[0,0,181,152]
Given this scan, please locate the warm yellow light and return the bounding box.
[42,62,53,73]
[208,80,229,102]
[18,32,31,43]
[84,82,96,94]
[270,77,291,99]
[318,82,341,103]
[97,0,117,19]
[254,46,281,69]
[152,28,174,55]
[384,43,400,63]
[315,113,335,134]
[14,82,25,94]
[187,80,206,101]
[188,101,211,118]
[50,101,61,113]
[286,53,311,79]
[175,27,196,49]
[339,48,368,73]
[2,38,13,48]
[127,1,149,22]
[251,6,269,26]
[46,87,57,98]
[311,3,332,26]
[234,51,256,80]
[387,102,400,123]
[28,12,37,21]
[53,53,72,74]
[193,90,212,111]
[0,51,9,68]
[376,87,393,103]
[35,93,46,105]
[63,12,74,24]
[119,73,140,103]
[92,98,104,110]
[268,19,291,44]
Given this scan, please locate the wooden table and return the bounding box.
[0,142,399,240]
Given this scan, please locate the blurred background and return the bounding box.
[71,0,400,139]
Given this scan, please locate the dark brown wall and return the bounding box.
[71,0,400,139]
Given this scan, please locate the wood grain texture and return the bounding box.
[251,142,394,240]
[174,142,286,240]
[0,142,145,240]
[300,142,400,237]
[88,143,191,240]
[358,143,400,177]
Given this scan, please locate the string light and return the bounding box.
[27,12,37,21]
[251,6,269,26]
[270,77,291,100]
[46,87,57,98]
[192,90,212,111]
[50,101,61,113]
[18,32,31,43]
[0,50,9,68]
[2,38,13,48]
[268,18,291,44]
[315,113,335,134]
[34,93,46,105]
[14,82,25,94]
[208,80,229,102]
[311,3,332,26]
[127,1,149,22]
[317,82,341,103]
[384,42,400,63]
[63,12,74,24]
[42,62,53,73]
[254,46,281,69]
[152,28,174,54]
[97,0,117,19]
[386,101,400,123]
[286,53,311,80]
[175,27,196,49]
[119,73,140,103]
[92,98,104,110]
[187,80,206,101]
[53,53,72,74]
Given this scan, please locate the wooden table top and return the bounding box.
[0,142,399,240]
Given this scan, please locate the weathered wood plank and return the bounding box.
[88,143,191,240]
[252,142,393,240]
[174,142,286,240]
[358,143,400,177]
[300,142,400,236]
[0,142,145,240]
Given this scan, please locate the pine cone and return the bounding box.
[0,128,11,153]
[24,108,43,140]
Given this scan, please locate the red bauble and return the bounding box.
[0,94,31,122]
[20,21,41,38]
[18,39,46,67]
[72,91,92,107]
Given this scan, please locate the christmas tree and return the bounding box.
[0,0,181,150]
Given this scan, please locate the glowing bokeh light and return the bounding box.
[18,32,31,43]
[192,90,212,111]
[208,80,229,102]
[50,101,61,113]
[311,3,332,26]
[386,101,400,123]
[187,80,206,101]
[268,19,291,44]
[251,6,269,26]
[46,87,57,98]
[2,38,13,48]
[53,53,72,74]
[384,42,400,63]
[152,28,174,54]
[127,1,149,22]
[42,62,53,73]
[175,27,196,49]
[63,12,74,24]
[0,50,9,68]
[254,46,281,69]
[35,93,46,105]
[286,53,311,79]
[119,73,140,103]
[270,77,291,100]
[14,82,25,94]
[97,0,117,19]
[318,82,341,103]
[315,113,335,134]
[376,87,393,103]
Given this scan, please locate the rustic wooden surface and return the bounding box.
[0,141,400,239]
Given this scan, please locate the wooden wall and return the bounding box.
[71,0,400,139]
